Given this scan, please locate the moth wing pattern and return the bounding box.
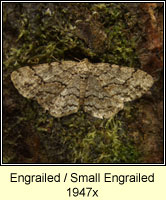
[92,63,154,103]
[48,75,81,118]
[83,75,124,119]
[11,66,42,99]
[11,61,79,114]
[11,59,154,119]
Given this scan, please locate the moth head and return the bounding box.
[77,58,93,74]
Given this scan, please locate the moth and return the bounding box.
[11,59,154,119]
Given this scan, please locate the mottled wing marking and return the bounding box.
[11,59,154,119]
[48,75,80,118]
[92,63,154,103]
[11,66,42,99]
[11,61,78,112]
[84,75,124,119]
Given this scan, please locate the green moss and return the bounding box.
[4,3,140,71]
[35,112,140,163]
[59,116,140,163]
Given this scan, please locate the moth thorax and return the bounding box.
[79,75,88,106]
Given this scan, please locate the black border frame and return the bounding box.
[1,0,165,166]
